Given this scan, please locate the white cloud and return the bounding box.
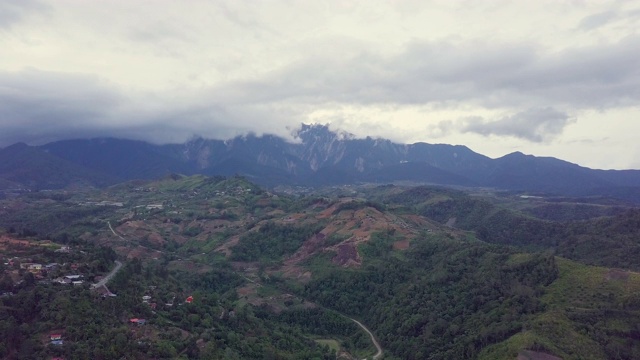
[1,0,640,169]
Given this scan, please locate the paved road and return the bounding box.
[350,318,383,360]
[91,260,123,289]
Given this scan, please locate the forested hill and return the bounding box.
[1,175,640,359]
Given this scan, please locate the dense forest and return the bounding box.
[304,234,558,359]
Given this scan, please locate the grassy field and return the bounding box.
[315,339,341,353]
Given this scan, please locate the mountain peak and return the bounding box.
[293,123,355,143]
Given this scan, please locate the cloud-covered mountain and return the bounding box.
[1,124,639,202]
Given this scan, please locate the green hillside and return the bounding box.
[1,176,640,359]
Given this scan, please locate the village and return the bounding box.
[1,245,90,292]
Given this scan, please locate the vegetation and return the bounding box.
[304,235,558,359]
[2,175,640,359]
[230,222,324,262]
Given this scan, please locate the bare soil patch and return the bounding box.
[281,213,305,223]
[605,269,630,281]
[114,245,163,260]
[517,350,562,360]
[393,240,410,250]
[215,235,240,257]
[116,221,168,246]
[169,260,212,273]
[332,243,361,267]
[317,198,354,219]
[285,233,328,266]
[237,285,256,297]
[0,235,31,250]
[445,217,457,227]
[279,265,313,282]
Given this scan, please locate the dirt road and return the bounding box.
[91,260,123,289]
[107,221,124,240]
[350,318,383,360]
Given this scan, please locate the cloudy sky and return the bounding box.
[1,0,640,169]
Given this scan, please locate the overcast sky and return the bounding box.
[1,0,639,169]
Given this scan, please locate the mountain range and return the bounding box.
[1,124,639,202]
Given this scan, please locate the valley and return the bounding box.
[1,174,640,359]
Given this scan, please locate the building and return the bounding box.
[20,263,42,273]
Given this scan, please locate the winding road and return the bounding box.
[350,318,383,360]
[236,272,384,359]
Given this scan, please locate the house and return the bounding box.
[28,264,42,274]
[50,334,63,345]
[72,281,84,286]
[55,246,71,253]
[64,275,83,280]
[129,318,146,325]
[20,263,42,273]
[142,295,151,302]
[56,278,72,285]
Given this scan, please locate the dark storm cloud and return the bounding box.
[0,70,280,147]
[459,107,574,142]
[0,70,123,145]
[0,0,49,29]
[427,107,574,142]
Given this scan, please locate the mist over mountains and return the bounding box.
[1,124,639,202]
